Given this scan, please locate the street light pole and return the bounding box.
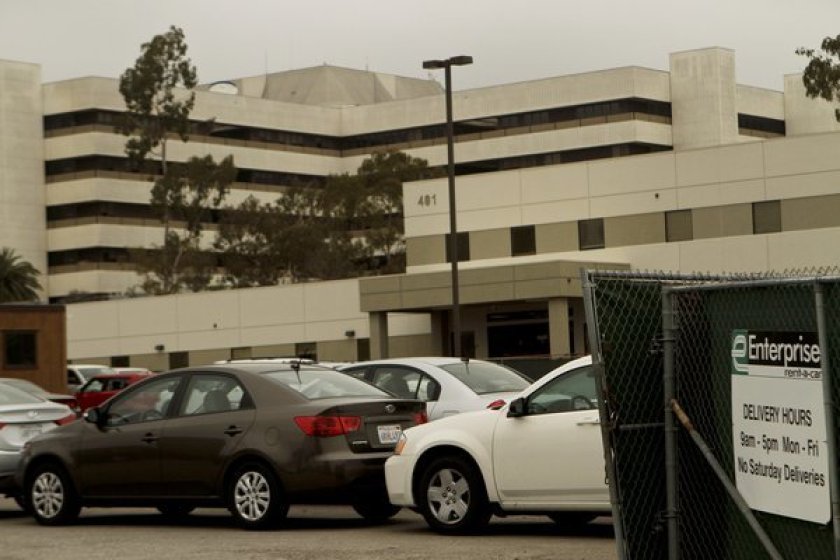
[422,55,472,358]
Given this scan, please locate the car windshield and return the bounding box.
[263,368,389,400]
[440,361,531,394]
[0,383,44,404]
[0,378,47,395]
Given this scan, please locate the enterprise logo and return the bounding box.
[732,330,749,374]
[731,330,821,375]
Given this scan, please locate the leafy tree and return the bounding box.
[322,151,439,274]
[0,247,42,303]
[215,196,286,288]
[216,151,433,287]
[797,35,840,121]
[119,26,235,294]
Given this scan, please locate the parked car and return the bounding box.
[0,378,78,411]
[113,367,156,375]
[17,362,428,529]
[385,355,610,533]
[338,358,531,420]
[74,370,155,413]
[0,383,76,505]
[66,364,115,393]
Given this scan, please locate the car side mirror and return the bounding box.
[507,397,526,418]
[84,407,102,425]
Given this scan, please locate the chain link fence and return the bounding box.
[582,269,840,560]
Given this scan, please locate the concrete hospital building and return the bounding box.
[2,47,839,370]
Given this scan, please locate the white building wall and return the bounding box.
[66,278,431,360]
[669,48,739,150]
[0,60,47,295]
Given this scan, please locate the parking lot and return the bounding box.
[0,498,617,560]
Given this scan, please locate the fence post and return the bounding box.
[814,281,840,559]
[662,286,679,560]
[582,269,628,560]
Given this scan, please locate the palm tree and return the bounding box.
[0,247,42,302]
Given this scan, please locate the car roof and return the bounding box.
[340,357,486,368]
[90,371,154,379]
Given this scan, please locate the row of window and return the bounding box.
[44,200,786,270]
[43,104,784,157]
[45,143,673,197]
[445,200,784,262]
[44,98,673,151]
[45,156,326,189]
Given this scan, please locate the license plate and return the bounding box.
[377,424,402,445]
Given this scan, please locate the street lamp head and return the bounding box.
[422,59,446,70]
[422,56,473,70]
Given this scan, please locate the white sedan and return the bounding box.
[385,355,610,533]
[338,358,531,421]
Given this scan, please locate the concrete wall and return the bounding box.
[0,61,47,297]
[66,278,431,363]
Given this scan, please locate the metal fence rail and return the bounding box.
[583,270,840,560]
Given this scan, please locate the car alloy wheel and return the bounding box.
[419,456,490,534]
[28,463,81,526]
[228,462,288,530]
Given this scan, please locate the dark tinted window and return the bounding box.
[0,383,42,404]
[753,200,781,234]
[666,210,693,242]
[527,366,597,415]
[439,361,530,394]
[445,232,470,262]
[578,219,605,250]
[511,225,536,256]
[263,368,389,399]
[4,331,36,368]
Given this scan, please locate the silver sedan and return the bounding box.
[0,383,76,503]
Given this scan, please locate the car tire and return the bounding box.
[157,503,196,518]
[418,455,491,534]
[227,462,288,530]
[547,512,598,526]
[27,462,81,526]
[351,497,401,523]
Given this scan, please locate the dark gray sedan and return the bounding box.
[16,362,427,530]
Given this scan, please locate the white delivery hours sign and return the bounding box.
[730,330,830,524]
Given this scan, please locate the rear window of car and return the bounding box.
[262,368,389,400]
[0,383,43,404]
[440,361,531,394]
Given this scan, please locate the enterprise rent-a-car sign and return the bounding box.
[730,330,829,524]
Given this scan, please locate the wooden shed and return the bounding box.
[0,304,67,393]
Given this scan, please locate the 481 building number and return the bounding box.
[417,194,437,207]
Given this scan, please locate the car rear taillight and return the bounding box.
[54,413,77,426]
[413,411,428,425]
[294,415,361,437]
[487,399,507,410]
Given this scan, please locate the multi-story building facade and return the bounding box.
[2,47,839,369]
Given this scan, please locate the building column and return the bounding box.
[369,312,389,359]
[429,311,445,356]
[548,297,571,358]
[570,297,587,356]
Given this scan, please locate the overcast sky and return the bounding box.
[2,0,839,92]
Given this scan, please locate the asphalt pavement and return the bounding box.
[0,497,618,560]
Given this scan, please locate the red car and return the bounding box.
[74,370,154,412]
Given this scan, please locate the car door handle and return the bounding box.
[576,417,601,426]
[141,433,159,444]
[224,426,243,437]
